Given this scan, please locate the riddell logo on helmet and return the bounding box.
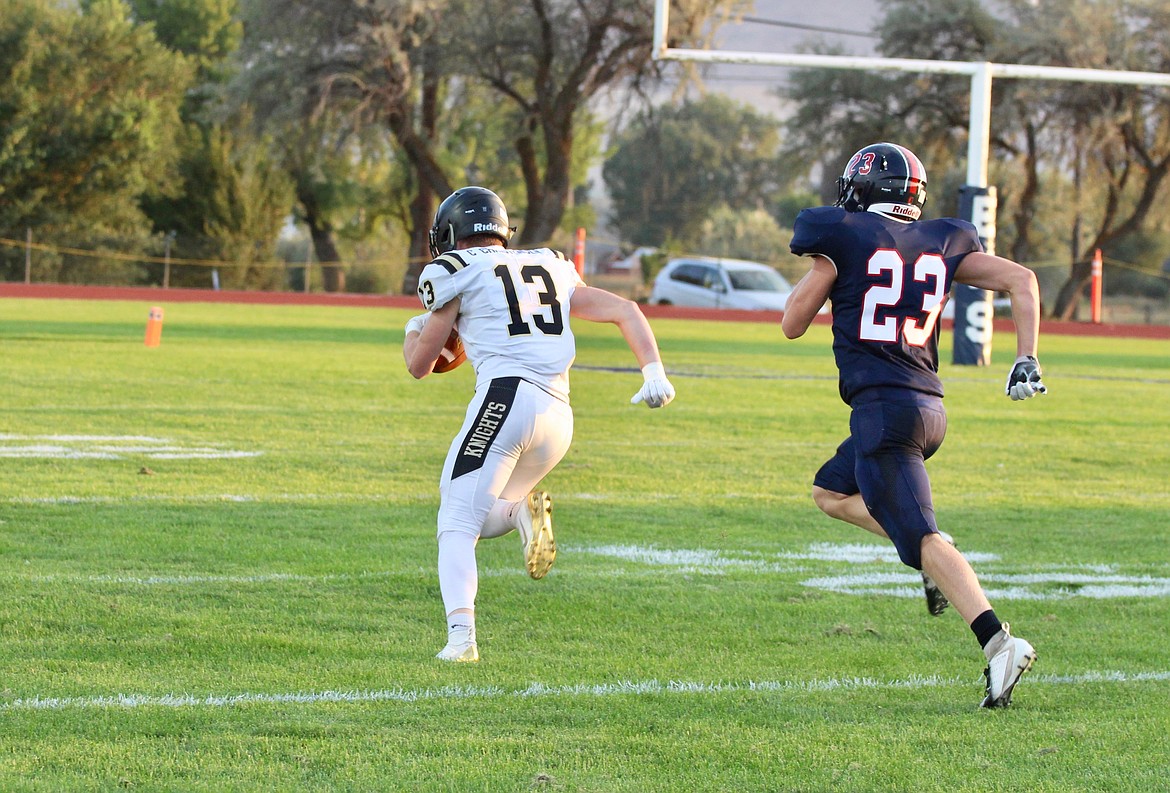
[888,205,918,218]
[473,222,504,234]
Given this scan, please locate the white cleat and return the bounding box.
[517,490,555,580]
[980,623,1035,708]
[436,626,479,663]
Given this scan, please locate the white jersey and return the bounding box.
[417,246,584,401]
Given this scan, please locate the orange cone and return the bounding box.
[145,306,164,347]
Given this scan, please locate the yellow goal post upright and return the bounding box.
[652,0,1170,361]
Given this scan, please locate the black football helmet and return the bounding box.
[428,186,516,257]
[835,142,927,221]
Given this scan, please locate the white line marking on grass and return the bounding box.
[11,540,1166,602]
[574,542,998,573]
[4,493,433,505]
[4,670,1169,712]
[0,434,170,442]
[5,495,264,505]
[572,544,802,575]
[146,452,263,459]
[25,571,399,586]
[0,434,261,461]
[803,570,1170,601]
[576,542,1168,601]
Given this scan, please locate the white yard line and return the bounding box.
[0,434,261,460]
[4,669,1168,713]
[7,540,1168,600]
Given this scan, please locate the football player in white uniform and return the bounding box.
[403,186,675,662]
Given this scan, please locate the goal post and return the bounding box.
[651,0,1170,362]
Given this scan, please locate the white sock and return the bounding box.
[437,531,478,618]
[447,619,475,642]
[480,499,522,539]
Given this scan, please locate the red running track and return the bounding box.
[2,282,1167,340]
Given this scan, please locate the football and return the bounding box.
[432,328,467,373]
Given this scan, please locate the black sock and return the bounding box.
[971,609,1003,649]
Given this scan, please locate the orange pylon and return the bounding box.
[144,306,164,347]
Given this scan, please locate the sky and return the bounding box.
[587,2,882,244]
[669,0,882,114]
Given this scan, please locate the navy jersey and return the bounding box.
[790,206,982,404]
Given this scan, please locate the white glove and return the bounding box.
[404,313,430,337]
[631,362,675,408]
[1005,355,1047,400]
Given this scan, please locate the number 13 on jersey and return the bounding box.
[494,263,564,337]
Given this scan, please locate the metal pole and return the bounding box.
[649,20,1170,353]
[304,239,312,294]
[966,63,993,190]
[652,0,669,60]
[163,231,175,289]
[951,65,996,366]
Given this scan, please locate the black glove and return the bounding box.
[1005,356,1047,400]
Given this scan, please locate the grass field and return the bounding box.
[2,297,1168,792]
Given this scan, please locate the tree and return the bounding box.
[697,205,791,265]
[604,94,787,247]
[123,0,240,75]
[232,0,456,292]
[0,0,190,281]
[446,0,747,246]
[995,0,1170,318]
[782,0,998,214]
[127,0,304,291]
[227,49,391,293]
[233,0,744,293]
[782,0,1170,318]
[158,122,294,289]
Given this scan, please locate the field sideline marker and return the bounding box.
[4,669,1168,713]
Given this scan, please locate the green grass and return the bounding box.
[2,297,1168,792]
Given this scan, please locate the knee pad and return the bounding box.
[436,506,483,540]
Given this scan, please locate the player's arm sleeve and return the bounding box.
[416,260,460,311]
[940,220,984,261]
[789,207,841,258]
[546,248,585,287]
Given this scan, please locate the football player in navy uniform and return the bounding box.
[782,143,1047,707]
[403,186,675,662]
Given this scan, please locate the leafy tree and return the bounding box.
[126,0,304,291]
[232,0,456,291]
[0,0,190,281]
[697,205,792,266]
[604,94,787,247]
[232,0,743,293]
[995,0,1170,318]
[782,0,1170,318]
[122,0,240,75]
[229,65,391,293]
[157,121,294,289]
[445,0,743,246]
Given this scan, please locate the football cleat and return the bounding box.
[518,490,555,580]
[980,623,1035,708]
[922,531,956,617]
[436,626,479,663]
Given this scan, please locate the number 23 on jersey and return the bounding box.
[860,250,947,347]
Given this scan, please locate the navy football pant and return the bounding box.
[813,388,947,570]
